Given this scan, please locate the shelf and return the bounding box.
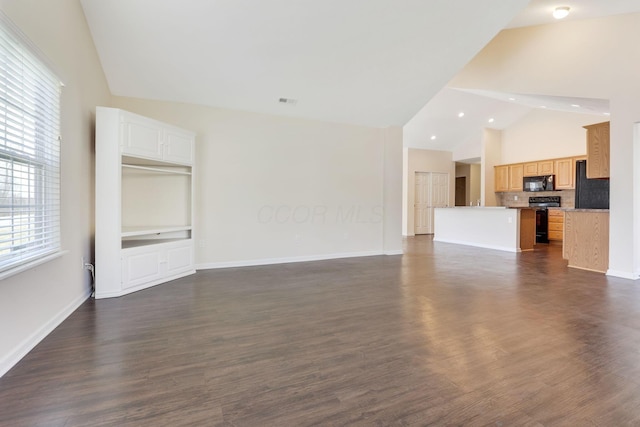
[121,225,192,237]
[122,238,191,249]
[122,163,192,176]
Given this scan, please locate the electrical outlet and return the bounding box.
[514,195,518,201]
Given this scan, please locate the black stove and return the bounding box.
[529,196,561,208]
[529,196,561,243]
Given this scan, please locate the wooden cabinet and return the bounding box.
[494,155,585,193]
[538,160,554,175]
[96,107,196,299]
[584,121,610,179]
[564,211,609,273]
[523,162,538,177]
[494,165,509,192]
[554,157,574,189]
[547,209,564,241]
[509,164,524,191]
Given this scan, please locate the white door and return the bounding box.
[414,172,449,235]
[414,172,432,234]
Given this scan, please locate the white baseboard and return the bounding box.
[0,287,91,378]
[433,238,518,253]
[384,249,403,255]
[196,250,394,270]
[606,269,640,280]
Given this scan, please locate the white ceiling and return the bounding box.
[80,0,529,128]
[80,0,640,150]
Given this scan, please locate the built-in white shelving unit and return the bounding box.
[95,107,196,299]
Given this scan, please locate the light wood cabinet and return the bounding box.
[538,160,554,175]
[509,164,524,191]
[523,160,554,177]
[554,157,574,189]
[523,162,538,177]
[548,209,564,241]
[95,107,196,299]
[564,210,609,273]
[584,121,610,179]
[494,165,509,192]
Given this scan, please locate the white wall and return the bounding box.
[501,109,601,163]
[453,14,640,279]
[481,129,502,207]
[402,148,455,235]
[0,0,111,376]
[111,96,402,266]
[383,126,403,254]
[470,164,481,205]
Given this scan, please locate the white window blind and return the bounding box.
[0,16,61,274]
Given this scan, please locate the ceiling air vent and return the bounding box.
[278,97,298,106]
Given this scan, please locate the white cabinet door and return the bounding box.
[164,129,194,165]
[166,243,193,276]
[121,116,163,160]
[122,248,163,289]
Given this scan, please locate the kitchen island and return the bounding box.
[434,207,535,252]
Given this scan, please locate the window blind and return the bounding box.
[0,16,61,274]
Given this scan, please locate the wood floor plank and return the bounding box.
[2,236,640,425]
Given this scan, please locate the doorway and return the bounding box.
[455,177,466,206]
[414,172,449,234]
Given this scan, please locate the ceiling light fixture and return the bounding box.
[508,97,516,101]
[540,106,547,109]
[571,104,580,108]
[458,112,465,118]
[488,118,495,123]
[553,6,570,20]
[430,135,437,140]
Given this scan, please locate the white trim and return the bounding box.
[0,286,90,378]
[0,250,68,281]
[384,249,403,255]
[606,269,640,280]
[196,250,384,270]
[433,238,519,253]
[94,269,196,299]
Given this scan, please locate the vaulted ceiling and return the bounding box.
[81,0,640,149]
[81,0,529,128]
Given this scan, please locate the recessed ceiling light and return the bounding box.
[553,6,570,20]
[571,104,580,108]
[458,112,465,118]
[508,97,516,101]
[430,135,437,140]
[603,112,611,116]
[540,106,547,109]
[488,118,495,123]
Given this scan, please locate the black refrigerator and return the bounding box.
[574,160,609,209]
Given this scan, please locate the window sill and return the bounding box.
[0,250,69,281]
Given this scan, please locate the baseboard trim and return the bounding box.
[0,287,91,378]
[384,249,403,255]
[606,269,640,280]
[433,238,518,253]
[196,250,390,270]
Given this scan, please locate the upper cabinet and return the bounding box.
[121,112,194,165]
[554,158,574,189]
[523,160,554,177]
[509,164,524,191]
[494,155,585,192]
[494,165,509,192]
[584,121,610,179]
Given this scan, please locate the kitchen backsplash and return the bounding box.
[496,190,575,208]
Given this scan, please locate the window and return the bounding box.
[0,15,61,274]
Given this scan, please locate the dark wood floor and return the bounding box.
[2,237,640,426]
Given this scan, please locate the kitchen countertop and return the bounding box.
[564,208,610,212]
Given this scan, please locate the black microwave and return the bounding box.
[523,175,555,192]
